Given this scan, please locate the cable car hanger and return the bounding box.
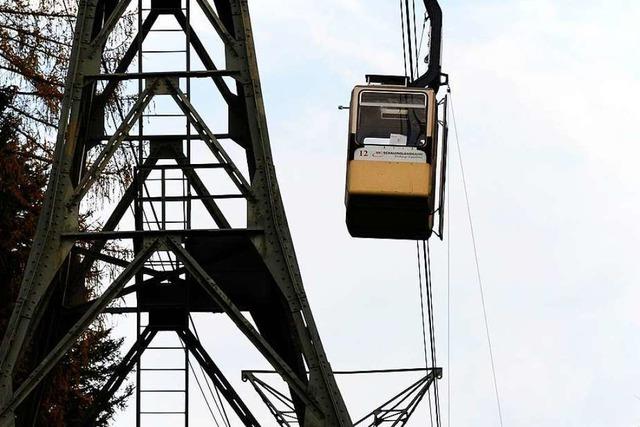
[411,0,445,91]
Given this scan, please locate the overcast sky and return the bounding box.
[111,0,640,425]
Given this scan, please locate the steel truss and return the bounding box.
[0,0,352,425]
[242,368,443,427]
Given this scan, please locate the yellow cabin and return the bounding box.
[345,80,441,240]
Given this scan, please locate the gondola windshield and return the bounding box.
[356,91,427,147]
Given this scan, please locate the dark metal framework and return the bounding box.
[242,368,443,427]
[411,0,443,90]
[352,369,442,427]
[0,0,353,425]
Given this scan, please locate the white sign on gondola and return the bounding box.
[354,145,427,163]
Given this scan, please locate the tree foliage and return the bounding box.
[0,87,46,332]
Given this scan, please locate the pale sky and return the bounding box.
[108,0,640,425]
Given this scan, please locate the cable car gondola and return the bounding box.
[344,0,445,240]
[345,75,441,240]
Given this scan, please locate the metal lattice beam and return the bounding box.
[0,1,353,426]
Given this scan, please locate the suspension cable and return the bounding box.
[416,241,430,373]
[417,13,430,66]
[180,318,225,426]
[186,356,222,427]
[448,85,505,427]
[404,0,415,80]
[399,0,408,78]
[417,241,435,427]
[446,106,452,427]
[412,0,419,77]
[190,315,232,427]
[424,241,441,427]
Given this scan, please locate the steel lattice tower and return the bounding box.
[0,0,353,425]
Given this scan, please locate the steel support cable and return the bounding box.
[423,242,437,369]
[186,355,222,427]
[411,0,419,77]
[417,13,429,66]
[188,356,230,427]
[447,85,504,427]
[405,0,415,81]
[190,317,231,427]
[416,241,435,427]
[446,124,452,427]
[424,241,441,427]
[399,0,408,78]
[404,0,415,80]
[189,315,231,427]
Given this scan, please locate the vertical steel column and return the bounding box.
[226,0,352,424]
[0,0,101,422]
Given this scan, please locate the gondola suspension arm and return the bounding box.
[411,0,443,92]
